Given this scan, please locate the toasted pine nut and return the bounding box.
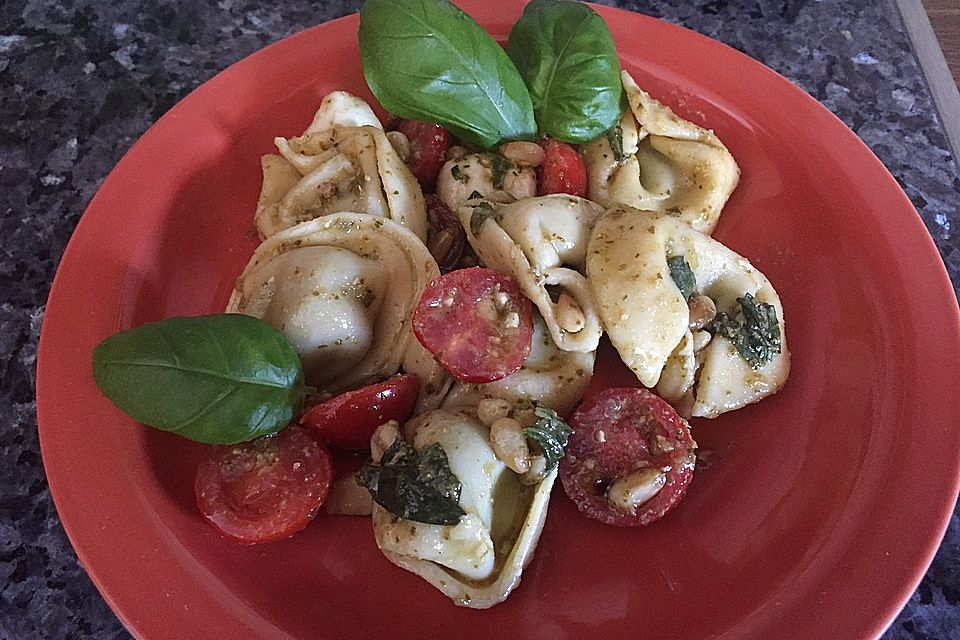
[490,417,531,474]
[499,141,545,168]
[691,329,712,352]
[446,145,468,161]
[371,420,401,463]
[385,130,410,162]
[520,455,548,485]
[477,398,511,426]
[486,189,516,204]
[687,293,716,330]
[606,468,667,514]
[324,472,373,516]
[556,291,586,333]
[427,229,455,264]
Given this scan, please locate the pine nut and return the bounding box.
[477,398,511,426]
[520,455,548,485]
[385,130,410,162]
[687,293,717,330]
[606,468,667,514]
[499,141,545,168]
[427,229,455,264]
[490,417,531,474]
[556,291,586,333]
[324,472,373,516]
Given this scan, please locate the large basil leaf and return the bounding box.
[358,439,466,525]
[92,314,309,444]
[359,0,537,148]
[507,0,622,143]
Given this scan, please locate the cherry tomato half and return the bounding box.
[560,388,696,527]
[537,138,587,197]
[195,425,332,544]
[425,194,468,273]
[412,267,534,383]
[299,374,420,450]
[398,120,450,189]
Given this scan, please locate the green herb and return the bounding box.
[358,439,466,525]
[468,190,484,200]
[605,121,626,161]
[470,200,497,235]
[450,164,469,183]
[667,255,696,301]
[91,314,309,444]
[523,403,573,471]
[666,206,683,216]
[489,153,513,190]
[711,293,782,369]
[359,0,536,148]
[507,0,622,143]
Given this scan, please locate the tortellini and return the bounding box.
[459,195,604,353]
[254,91,428,241]
[436,153,536,211]
[442,312,595,416]
[226,213,449,408]
[583,71,740,235]
[370,411,556,608]
[586,207,789,418]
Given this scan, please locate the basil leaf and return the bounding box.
[507,0,622,143]
[488,153,513,190]
[359,0,536,148]
[523,403,573,471]
[92,314,308,444]
[358,439,466,525]
[712,293,782,369]
[668,255,696,301]
[605,121,626,162]
[470,200,498,235]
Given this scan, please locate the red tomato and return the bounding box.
[195,425,332,544]
[412,267,533,383]
[299,375,420,450]
[560,388,696,527]
[398,120,450,189]
[425,194,468,273]
[537,138,588,197]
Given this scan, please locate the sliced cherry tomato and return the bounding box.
[299,375,420,450]
[560,388,696,527]
[537,138,588,197]
[425,194,468,273]
[195,425,332,544]
[412,267,533,383]
[398,120,450,189]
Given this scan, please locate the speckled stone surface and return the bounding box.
[1,0,957,638]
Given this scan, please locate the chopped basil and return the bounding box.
[489,153,513,190]
[605,122,626,162]
[358,439,466,526]
[666,205,683,216]
[450,164,469,183]
[711,293,782,369]
[667,255,696,301]
[470,201,497,235]
[468,190,484,200]
[522,403,573,471]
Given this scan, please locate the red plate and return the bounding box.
[36,2,960,639]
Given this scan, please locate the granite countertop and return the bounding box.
[2,0,958,638]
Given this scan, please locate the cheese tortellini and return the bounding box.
[442,312,595,416]
[255,91,428,241]
[587,207,789,418]
[459,195,604,353]
[436,153,536,211]
[583,71,740,234]
[370,411,555,609]
[226,213,449,408]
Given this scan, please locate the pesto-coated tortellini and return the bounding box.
[586,207,789,418]
[368,410,556,609]
[226,213,449,409]
[582,71,740,235]
[255,91,427,241]
[436,152,536,211]
[442,312,595,416]
[458,195,604,353]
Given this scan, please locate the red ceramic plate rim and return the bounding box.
[36,2,960,639]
